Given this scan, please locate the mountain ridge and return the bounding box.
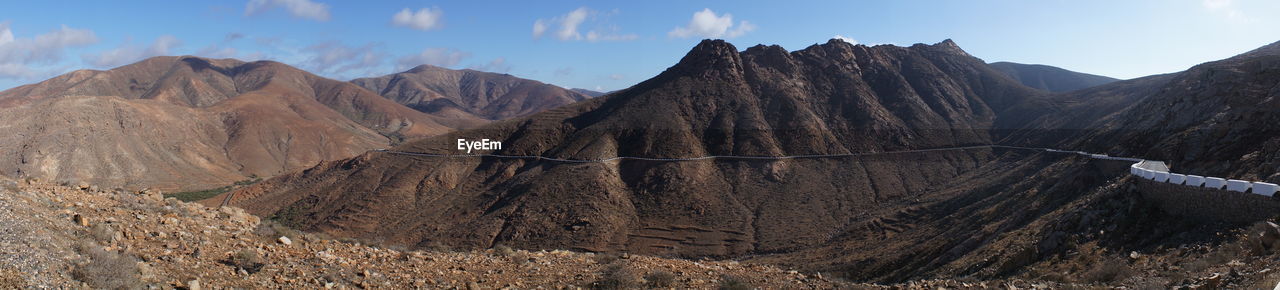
[351,65,591,121]
[0,56,487,190]
[222,38,1050,263]
[989,61,1119,92]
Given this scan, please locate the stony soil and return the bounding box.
[1,177,862,289]
[8,175,1280,289]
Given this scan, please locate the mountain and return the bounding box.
[221,39,1280,284]
[351,65,591,121]
[989,62,1118,92]
[0,56,485,191]
[1007,40,1280,182]
[223,38,1045,257]
[571,88,607,97]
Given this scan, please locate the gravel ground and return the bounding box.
[0,179,80,288]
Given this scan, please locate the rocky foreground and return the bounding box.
[5,175,1279,289]
[1,177,864,289]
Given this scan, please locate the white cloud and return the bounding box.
[832,35,858,44]
[196,45,239,59]
[0,22,98,80]
[0,63,37,79]
[396,47,470,70]
[586,30,638,42]
[83,35,182,68]
[0,23,99,65]
[557,7,590,40]
[668,8,755,39]
[467,57,511,73]
[245,0,331,21]
[532,19,548,38]
[300,41,386,77]
[392,7,444,31]
[608,74,623,80]
[532,7,637,42]
[0,26,12,45]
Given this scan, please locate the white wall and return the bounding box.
[1206,177,1227,189]
[1254,182,1279,197]
[1154,172,1170,182]
[1227,180,1252,193]
[1186,175,1205,187]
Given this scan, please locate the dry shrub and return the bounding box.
[254,220,302,241]
[718,274,753,290]
[493,245,516,257]
[229,248,266,274]
[89,223,117,243]
[593,252,622,265]
[1081,258,1132,283]
[593,261,642,289]
[71,242,142,289]
[645,269,677,288]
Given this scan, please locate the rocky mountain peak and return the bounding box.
[670,39,743,75]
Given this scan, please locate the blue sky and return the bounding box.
[0,0,1277,91]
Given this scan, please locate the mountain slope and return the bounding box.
[225,39,1046,258]
[1005,40,1280,181]
[224,39,1280,284]
[989,62,1118,92]
[351,66,591,121]
[0,56,486,190]
[571,88,607,97]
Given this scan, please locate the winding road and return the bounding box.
[217,144,1152,208]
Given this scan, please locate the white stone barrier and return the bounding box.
[1227,180,1252,193]
[1186,175,1205,187]
[1206,177,1228,189]
[1254,182,1279,197]
[1154,172,1170,182]
[1066,147,1274,197]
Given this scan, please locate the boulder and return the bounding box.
[1259,222,1280,251]
[73,214,89,227]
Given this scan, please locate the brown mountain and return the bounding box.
[0,56,485,191]
[351,65,591,121]
[989,62,1118,92]
[223,38,1045,255]
[1006,40,1280,181]
[222,39,1280,284]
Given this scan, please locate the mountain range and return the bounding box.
[217,38,1280,282]
[351,65,592,121]
[0,57,584,190]
[220,38,1042,260]
[4,35,1276,284]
